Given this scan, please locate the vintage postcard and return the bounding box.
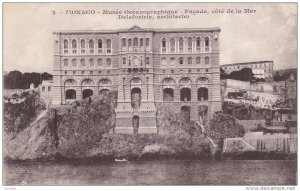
[2,2,297,188]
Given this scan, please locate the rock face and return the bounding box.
[4,109,57,161]
[4,91,225,161]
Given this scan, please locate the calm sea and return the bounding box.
[3,160,297,185]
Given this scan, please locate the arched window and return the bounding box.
[106,39,111,53]
[163,88,174,101]
[72,40,77,49]
[161,57,167,67]
[72,59,77,67]
[196,37,201,52]
[97,58,102,67]
[196,57,201,64]
[81,39,85,54]
[205,57,209,64]
[122,38,126,47]
[128,38,132,47]
[161,38,166,53]
[180,88,191,101]
[80,59,85,67]
[72,40,77,54]
[188,57,193,65]
[89,58,94,68]
[106,58,111,68]
[188,37,192,52]
[98,39,102,53]
[64,40,68,49]
[63,40,68,54]
[140,38,143,46]
[179,57,184,66]
[63,59,68,67]
[65,89,76,100]
[179,37,184,52]
[170,57,175,66]
[205,37,209,51]
[170,38,175,53]
[89,39,94,53]
[198,87,208,101]
[197,77,209,84]
[133,37,138,46]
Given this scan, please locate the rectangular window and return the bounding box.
[48,86,51,91]
[42,87,45,92]
[123,57,126,65]
[146,38,150,46]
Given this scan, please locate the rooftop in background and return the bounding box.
[222,61,273,67]
[53,25,221,34]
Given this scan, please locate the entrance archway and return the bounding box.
[82,89,93,99]
[132,115,139,134]
[131,87,141,109]
[181,106,191,121]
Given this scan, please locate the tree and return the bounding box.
[220,68,228,80]
[228,68,254,82]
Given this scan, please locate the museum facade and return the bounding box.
[52,26,222,133]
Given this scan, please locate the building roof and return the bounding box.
[221,61,273,67]
[53,25,221,34]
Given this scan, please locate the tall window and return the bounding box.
[188,57,192,65]
[80,39,85,54]
[72,40,77,54]
[106,39,111,53]
[179,57,184,66]
[98,39,102,53]
[128,56,131,66]
[205,57,209,64]
[97,58,102,67]
[63,40,68,54]
[89,58,94,68]
[106,58,111,68]
[196,57,201,64]
[162,38,166,53]
[63,59,68,67]
[161,57,167,67]
[80,59,85,67]
[140,56,143,65]
[122,57,126,65]
[140,38,143,47]
[205,37,209,51]
[146,57,150,65]
[187,37,192,53]
[146,38,150,47]
[72,59,77,67]
[179,37,183,52]
[196,37,201,52]
[89,39,94,54]
[133,37,138,46]
[170,57,175,66]
[122,38,126,47]
[170,38,175,53]
[128,39,132,47]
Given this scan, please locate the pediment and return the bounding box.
[128,25,143,31]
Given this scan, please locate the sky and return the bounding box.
[3,3,297,73]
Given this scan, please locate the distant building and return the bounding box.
[221,61,274,81]
[38,80,53,105]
